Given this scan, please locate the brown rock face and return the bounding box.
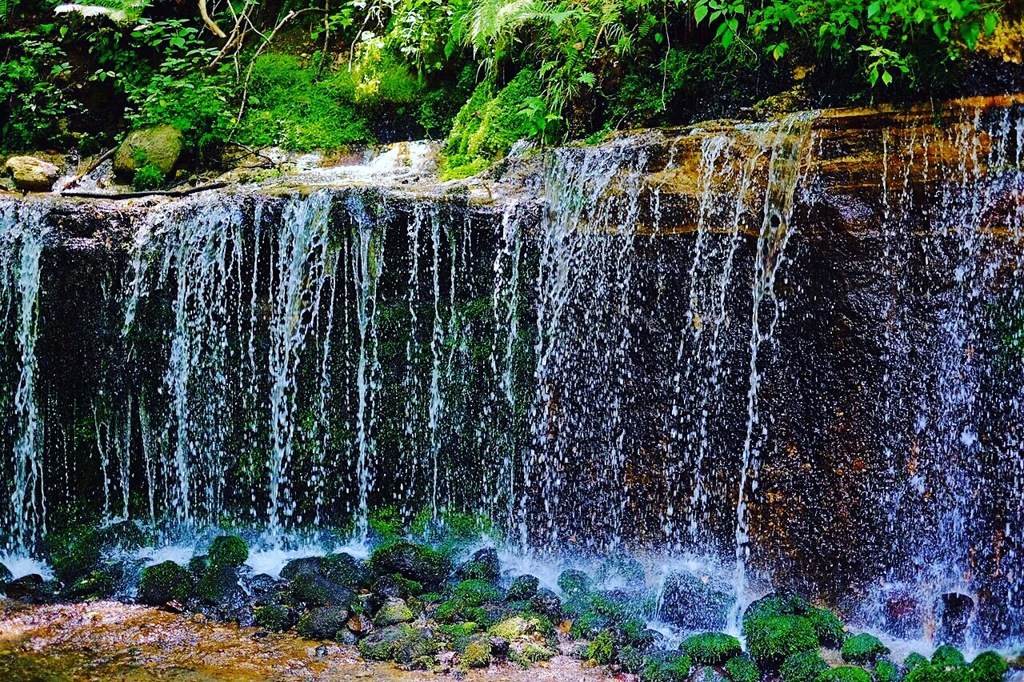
[4,156,60,192]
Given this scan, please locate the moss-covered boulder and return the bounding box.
[113,124,183,181]
[725,654,760,682]
[462,636,492,668]
[138,561,191,606]
[288,572,354,607]
[254,604,292,632]
[904,653,929,671]
[816,667,872,682]
[280,552,368,589]
[746,614,819,669]
[453,578,503,605]
[903,664,968,682]
[46,525,104,584]
[530,589,563,621]
[874,658,903,682]
[930,645,965,667]
[742,593,809,632]
[488,614,547,640]
[512,641,556,664]
[207,535,248,568]
[297,605,350,640]
[63,566,123,600]
[375,597,415,625]
[358,624,438,664]
[806,606,846,647]
[196,564,240,606]
[781,650,831,682]
[454,547,500,583]
[660,571,736,632]
[681,632,742,666]
[507,574,539,602]
[557,569,591,600]
[639,651,693,682]
[369,540,450,588]
[970,651,1008,682]
[841,633,890,664]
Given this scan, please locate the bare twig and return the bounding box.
[198,0,228,38]
[61,147,117,191]
[61,182,229,199]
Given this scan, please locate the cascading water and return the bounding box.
[3,99,1024,648]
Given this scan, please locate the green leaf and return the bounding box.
[961,21,980,49]
[694,3,708,23]
[867,1,881,18]
[881,70,893,85]
[984,11,998,35]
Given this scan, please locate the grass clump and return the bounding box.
[680,632,742,666]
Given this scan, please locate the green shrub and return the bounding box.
[681,632,742,666]
[462,637,492,667]
[930,645,965,668]
[746,614,819,669]
[586,629,616,664]
[781,650,831,682]
[841,634,890,664]
[208,535,248,568]
[970,651,1008,682]
[725,653,760,682]
[817,667,872,682]
[132,164,164,190]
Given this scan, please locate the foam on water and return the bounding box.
[0,553,53,580]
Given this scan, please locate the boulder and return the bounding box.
[288,572,354,608]
[113,124,183,180]
[0,562,12,587]
[297,605,351,640]
[4,156,60,191]
[5,574,51,602]
[358,623,439,663]
[506,574,539,601]
[374,597,415,625]
[454,547,500,583]
[368,540,450,588]
[659,571,736,631]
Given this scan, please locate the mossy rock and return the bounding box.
[138,561,191,605]
[282,553,369,590]
[530,589,562,621]
[903,664,969,682]
[368,540,450,587]
[842,633,890,664]
[462,636,492,668]
[196,564,240,606]
[372,573,423,602]
[806,606,846,647]
[742,593,809,635]
[725,653,760,682]
[254,604,292,632]
[970,651,1008,682]
[489,615,540,640]
[507,574,539,602]
[453,579,503,606]
[874,658,903,682]
[816,667,872,682]
[114,124,184,180]
[904,653,929,671]
[660,571,736,632]
[375,597,415,625]
[46,525,104,584]
[930,645,965,667]
[207,535,248,568]
[358,624,438,664]
[746,614,819,669]
[454,547,500,583]
[513,641,556,664]
[297,605,350,640]
[289,572,354,607]
[557,569,591,600]
[781,650,831,682]
[681,632,742,666]
[64,567,122,600]
[616,617,656,650]
[639,651,693,682]
[586,629,616,664]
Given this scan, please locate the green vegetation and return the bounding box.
[725,654,761,682]
[680,632,743,666]
[137,560,191,605]
[0,0,1010,174]
[781,650,831,682]
[207,534,249,568]
[841,633,890,664]
[970,651,1009,682]
[930,645,966,667]
[745,614,820,668]
[816,667,872,682]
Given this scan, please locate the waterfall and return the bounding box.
[0,200,49,552]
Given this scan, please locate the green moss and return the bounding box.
[725,654,760,682]
[507,575,539,602]
[374,597,415,625]
[930,645,965,667]
[806,607,846,647]
[489,615,549,640]
[781,650,831,682]
[238,53,373,151]
[874,658,902,682]
[515,642,556,663]
[817,667,872,682]
[586,629,616,664]
[903,664,968,682]
[570,609,608,639]
[196,564,238,606]
[557,569,591,600]
[207,535,248,568]
[842,634,890,664]
[742,594,810,635]
[453,579,502,606]
[904,654,929,671]
[746,614,819,669]
[137,561,190,605]
[640,652,693,682]
[368,506,405,544]
[970,651,1008,682]
[462,637,492,668]
[254,605,291,632]
[441,69,541,180]
[46,525,103,583]
[681,632,743,666]
[297,605,350,640]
